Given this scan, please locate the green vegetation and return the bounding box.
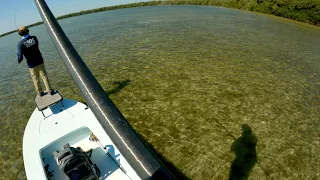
[168,0,320,26]
[55,1,163,20]
[1,0,319,37]
[0,22,43,38]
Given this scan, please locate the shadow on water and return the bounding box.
[79,80,131,106]
[106,80,131,95]
[138,134,190,180]
[229,124,257,180]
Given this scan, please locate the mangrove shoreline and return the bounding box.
[1,0,320,37]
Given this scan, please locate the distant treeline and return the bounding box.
[1,0,319,37]
[0,21,43,38]
[0,1,163,38]
[167,0,320,26]
[56,1,164,20]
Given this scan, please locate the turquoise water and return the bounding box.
[1,5,320,179]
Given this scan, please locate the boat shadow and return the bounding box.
[139,134,190,179]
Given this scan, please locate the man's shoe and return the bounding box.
[48,90,55,95]
[38,92,45,97]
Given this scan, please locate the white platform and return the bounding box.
[35,91,63,111]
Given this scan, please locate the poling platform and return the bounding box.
[35,91,63,117]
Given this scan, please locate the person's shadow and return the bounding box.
[229,124,257,180]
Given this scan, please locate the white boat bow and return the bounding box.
[23,97,140,180]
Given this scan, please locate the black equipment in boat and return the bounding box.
[53,143,100,180]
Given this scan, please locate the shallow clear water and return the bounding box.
[1,5,320,180]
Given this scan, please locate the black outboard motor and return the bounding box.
[53,143,100,180]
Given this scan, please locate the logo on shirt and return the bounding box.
[23,38,36,48]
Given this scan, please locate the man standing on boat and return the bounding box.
[17,26,54,96]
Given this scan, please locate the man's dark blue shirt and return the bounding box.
[17,35,44,68]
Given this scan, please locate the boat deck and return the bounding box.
[41,127,129,180]
[23,99,140,180]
